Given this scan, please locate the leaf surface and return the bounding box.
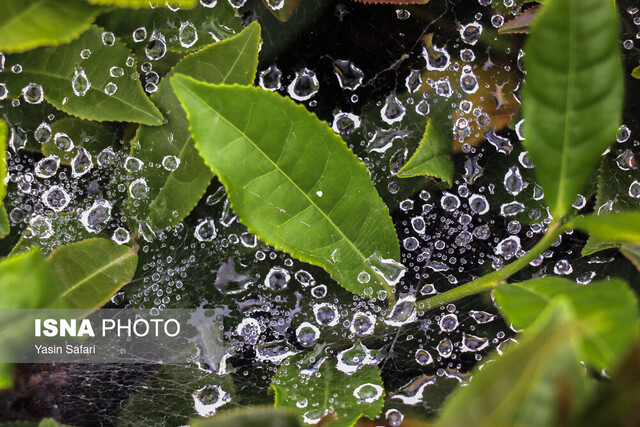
[2,26,163,125]
[43,117,112,164]
[128,22,261,229]
[171,77,403,296]
[272,354,384,427]
[397,104,453,186]
[493,277,638,370]
[570,212,640,244]
[46,238,138,308]
[86,0,196,7]
[192,406,301,427]
[0,0,101,53]
[438,300,590,427]
[0,120,8,238]
[522,0,623,219]
[621,244,640,272]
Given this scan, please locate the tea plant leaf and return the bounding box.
[171,77,403,296]
[47,238,138,308]
[120,365,236,425]
[86,0,196,7]
[2,26,164,125]
[192,406,302,427]
[620,244,640,272]
[493,277,639,370]
[10,213,92,257]
[0,120,8,238]
[632,65,640,79]
[272,354,384,427]
[522,0,623,220]
[397,105,453,186]
[128,22,261,229]
[570,212,640,244]
[0,0,101,54]
[438,300,590,427]
[97,1,242,53]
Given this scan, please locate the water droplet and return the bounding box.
[350,311,375,336]
[35,155,60,178]
[101,31,115,46]
[460,22,483,45]
[287,68,319,101]
[496,236,521,258]
[129,177,148,199]
[353,383,383,403]
[436,338,453,357]
[0,83,8,100]
[112,227,130,245]
[133,27,147,42]
[200,0,217,7]
[104,82,118,96]
[385,295,417,326]
[461,333,489,352]
[80,200,112,233]
[313,303,339,326]
[381,94,406,124]
[179,21,198,48]
[22,83,44,104]
[439,313,459,332]
[259,65,282,91]
[469,310,496,324]
[237,318,261,344]
[332,112,361,135]
[228,0,247,8]
[195,218,217,242]
[403,236,419,251]
[415,348,433,365]
[72,67,91,96]
[441,192,461,212]
[295,322,320,347]
[162,155,181,171]
[42,185,69,212]
[333,59,364,91]
[553,259,573,275]
[124,156,143,173]
[35,122,52,144]
[265,266,290,290]
[503,166,524,195]
[71,147,93,177]
[145,31,167,61]
[192,385,231,417]
[629,180,640,198]
[29,215,53,239]
[500,201,525,217]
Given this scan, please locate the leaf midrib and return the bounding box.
[182,83,371,272]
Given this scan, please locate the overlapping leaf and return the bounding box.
[2,26,163,125]
[86,0,196,7]
[522,0,623,219]
[571,212,640,245]
[171,77,403,296]
[0,0,101,53]
[0,120,8,238]
[493,277,638,370]
[128,23,261,229]
[438,300,590,427]
[273,354,384,427]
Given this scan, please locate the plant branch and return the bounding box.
[417,220,567,312]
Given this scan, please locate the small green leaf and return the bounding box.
[42,117,112,164]
[522,0,623,219]
[570,212,640,244]
[171,77,403,296]
[2,26,163,125]
[620,244,640,272]
[272,354,384,427]
[0,120,8,238]
[192,406,302,427]
[86,0,196,7]
[438,300,590,427]
[46,238,138,308]
[493,277,639,370]
[0,0,101,54]
[397,104,453,186]
[632,65,640,79]
[128,22,261,229]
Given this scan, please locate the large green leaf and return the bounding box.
[493,277,639,370]
[171,77,403,296]
[128,22,261,229]
[47,238,138,308]
[522,0,623,219]
[2,26,163,125]
[397,104,453,186]
[192,406,301,427]
[0,120,8,238]
[86,0,196,7]
[96,1,241,53]
[570,213,640,245]
[0,0,101,54]
[437,300,591,427]
[272,354,384,427]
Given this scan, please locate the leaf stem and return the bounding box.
[417,220,567,312]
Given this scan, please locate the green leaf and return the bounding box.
[0,120,8,238]
[2,26,163,125]
[192,406,302,427]
[397,103,453,186]
[0,0,101,54]
[260,0,300,22]
[570,212,640,244]
[632,65,640,79]
[96,1,242,53]
[493,277,639,370]
[128,22,261,229]
[521,0,623,219]
[42,117,112,164]
[86,0,196,7]
[120,365,236,425]
[620,244,640,272]
[46,238,138,308]
[9,213,92,257]
[272,354,384,427]
[437,299,591,427]
[171,77,403,296]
